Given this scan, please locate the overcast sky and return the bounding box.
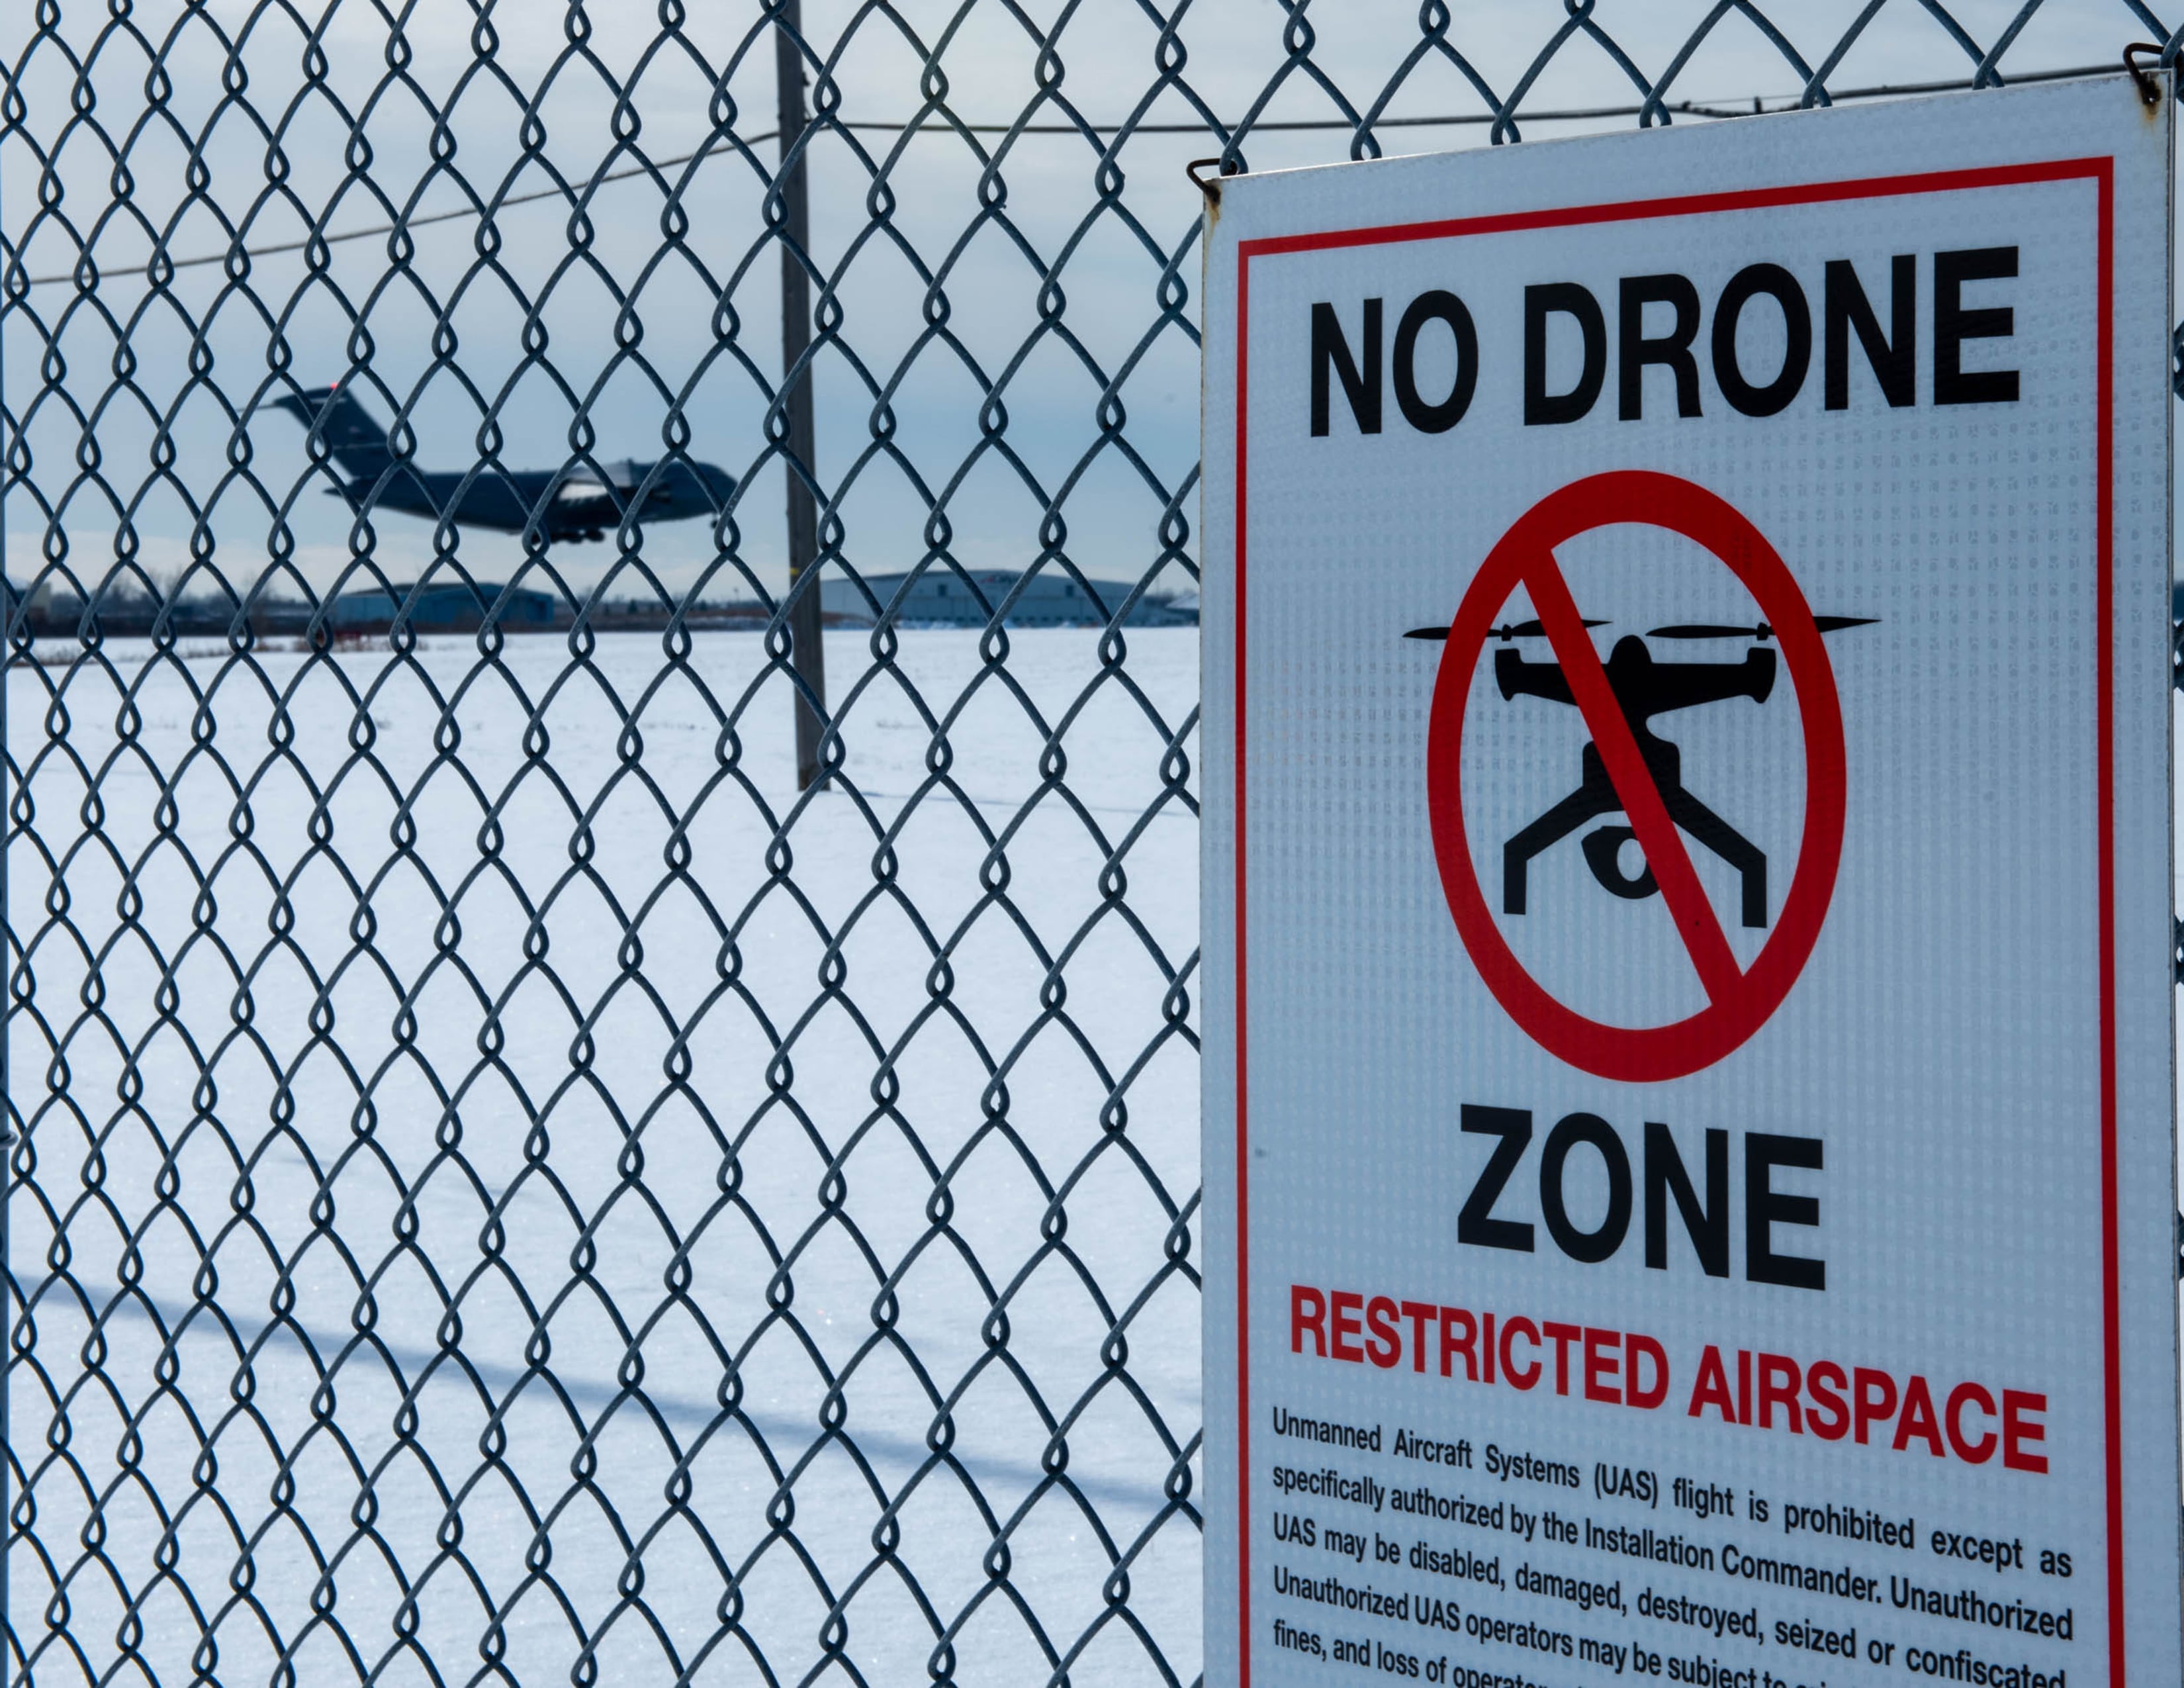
[1,0,2161,607]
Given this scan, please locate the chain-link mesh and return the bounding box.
[2,5,2176,1685]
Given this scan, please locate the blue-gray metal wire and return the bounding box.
[4,5,2180,1685]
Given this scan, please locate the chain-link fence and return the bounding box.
[2,5,2177,1685]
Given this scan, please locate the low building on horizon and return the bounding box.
[822,568,1194,628]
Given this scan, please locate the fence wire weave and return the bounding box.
[2,4,2177,1685]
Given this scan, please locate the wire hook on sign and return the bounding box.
[2124,42,2165,105]
[1186,156,1241,205]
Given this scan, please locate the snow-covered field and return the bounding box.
[5,627,1203,1686]
[8,622,2181,1686]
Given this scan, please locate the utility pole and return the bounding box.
[774,0,825,790]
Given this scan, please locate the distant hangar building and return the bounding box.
[822,569,1194,628]
[331,581,560,633]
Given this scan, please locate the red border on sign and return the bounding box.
[1229,158,2120,1685]
[1428,471,1848,1081]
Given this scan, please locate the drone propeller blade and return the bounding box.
[1498,617,1608,637]
[1651,615,1879,640]
[1404,617,1606,641]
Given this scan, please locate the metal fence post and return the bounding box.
[775,0,826,791]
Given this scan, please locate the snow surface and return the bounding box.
[7,624,2179,1686]
[6,627,1203,1687]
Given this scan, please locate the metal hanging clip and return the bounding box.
[2124,42,2165,106]
[1186,156,1242,205]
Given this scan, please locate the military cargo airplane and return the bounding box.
[270,386,735,543]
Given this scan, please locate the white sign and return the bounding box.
[1201,76,2177,1687]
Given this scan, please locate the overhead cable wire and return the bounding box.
[17,60,2119,289]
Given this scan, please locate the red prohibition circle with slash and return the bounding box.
[1427,471,1846,1083]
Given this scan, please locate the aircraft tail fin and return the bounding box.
[269,386,395,480]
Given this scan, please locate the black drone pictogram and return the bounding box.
[1408,613,1874,927]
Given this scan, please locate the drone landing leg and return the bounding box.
[1661,784,1767,928]
[1503,782,1619,915]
